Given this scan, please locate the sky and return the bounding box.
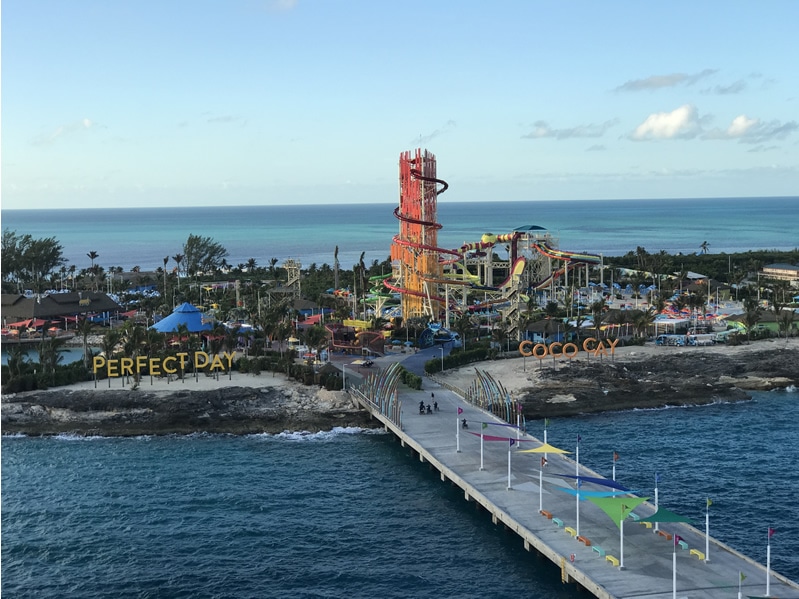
[2,0,798,210]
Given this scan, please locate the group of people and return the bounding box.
[419,393,439,415]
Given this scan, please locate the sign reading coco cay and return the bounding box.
[518,337,620,359]
[93,351,235,378]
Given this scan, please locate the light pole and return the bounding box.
[439,346,444,372]
[342,364,347,392]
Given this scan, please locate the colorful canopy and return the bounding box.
[638,507,693,524]
[150,302,212,333]
[587,496,650,528]
[518,443,572,454]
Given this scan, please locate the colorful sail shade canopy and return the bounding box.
[588,496,650,528]
[638,507,693,524]
[518,443,571,454]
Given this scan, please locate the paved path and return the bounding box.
[351,352,799,599]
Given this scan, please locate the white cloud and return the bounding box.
[630,105,701,141]
[615,69,717,92]
[34,117,96,145]
[522,118,619,140]
[703,115,798,143]
[728,115,757,137]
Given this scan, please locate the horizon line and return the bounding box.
[3,195,797,212]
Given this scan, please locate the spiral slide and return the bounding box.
[387,168,456,305]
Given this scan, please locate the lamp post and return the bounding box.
[439,346,444,372]
[342,364,347,392]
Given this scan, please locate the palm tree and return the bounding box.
[162,256,169,298]
[172,254,184,289]
[452,313,474,351]
[590,299,606,339]
[87,250,99,291]
[333,246,340,291]
[700,241,710,254]
[632,308,656,340]
[742,297,762,344]
[38,336,68,385]
[75,317,94,369]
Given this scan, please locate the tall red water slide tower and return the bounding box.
[389,149,449,321]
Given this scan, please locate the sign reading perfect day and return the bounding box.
[518,337,620,359]
[93,352,235,378]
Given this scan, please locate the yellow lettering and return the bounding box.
[136,355,148,374]
[120,357,134,376]
[163,356,177,374]
[194,351,209,369]
[209,354,225,371]
[107,359,118,378]
[223,352,235,369]
[149,358,161,376]
[177,352,189,370]
[93,355,106,374]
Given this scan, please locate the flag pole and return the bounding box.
[766,528,774,597]
[575,435,581,537]
[705,498,711,562]
[544,418,549,461]
[539,468,543,512]
[456,410,461,453]
[671,548,677,599]
[619,510,625,570]
[480,425,485,470]
[654,473,660,533]
[613,452,616,481]
[738,571,744,599]
[507,439,513,490]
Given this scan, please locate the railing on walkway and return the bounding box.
[429,369,523,429]
[353,362,403,429]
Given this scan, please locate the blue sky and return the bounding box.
[2,0,797,210]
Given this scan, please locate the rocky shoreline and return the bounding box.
[1,384,374,437]
[516,346,798,419]
[2,345,797,436]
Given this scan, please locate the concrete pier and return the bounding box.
[352,383,799,599]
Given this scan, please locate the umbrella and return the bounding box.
[149,302,212,333]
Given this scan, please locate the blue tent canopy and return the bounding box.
[149,302,212,333]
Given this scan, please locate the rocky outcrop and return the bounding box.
[1,385,374,437]
[518,347,798,419]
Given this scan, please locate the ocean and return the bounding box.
[3,390,798,598]
[2,197,799,596]
[2,196,797,272]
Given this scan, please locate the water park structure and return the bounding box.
[384,148,603,346]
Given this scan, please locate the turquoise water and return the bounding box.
[3,197,797,272]
[3,197,798,596]
[3,390,798,597]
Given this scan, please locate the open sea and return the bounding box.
[2,196,797,272]
[2,197,799,597]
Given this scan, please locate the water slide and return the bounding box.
[528,241,601,291]
[532,241,601,264]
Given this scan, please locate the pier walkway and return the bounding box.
[351,377,799,599]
